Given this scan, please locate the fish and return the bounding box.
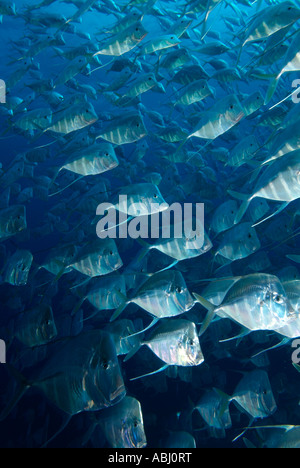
[68,239,123,278]
[194,388,232,432]
[93,396,147,448]
[93,21,148,57]
[45,102,98,136]
[125,318,204,368]
[0,330,126,419]
[194,273,296,334]
[229,150,300,225]
[214,222,261,263]
[184,94,245,142]
[0,205,27,242]
[3,249,33,286]
[241,2,300,47]
[95,112,147,145]
[1,0,300,449]
[216,370,277,421]
[111,269,195,321]
[12,304,57,347]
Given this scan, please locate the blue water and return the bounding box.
[0,0,300,449]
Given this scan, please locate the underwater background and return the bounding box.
[0,0,300,449]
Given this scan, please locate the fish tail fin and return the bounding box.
[110,290,129,322]
[54,265,67,282]
[136,238,151,263]
[235,43,243,67]
[71,297,86,317]
[0,364,31,422]
[123,343,142,362]
[227,190,250,224]
[213,387,232,419]
[175,137,189,158]
[192,293,216,336]
[265,74,281,105]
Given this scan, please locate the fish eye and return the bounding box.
[176,286,183,293]
[230,105,234,109]
[109,251,113,255]
[102,360,109,370]
[274,295,282,303]
[248,233,252,238]
[133,420,139,428]
[153,193,158,198]
[136,123,140,127]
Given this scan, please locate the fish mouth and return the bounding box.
[287,303,297,320]
[115,258,123,270]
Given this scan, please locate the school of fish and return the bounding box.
[0,0,300,449]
